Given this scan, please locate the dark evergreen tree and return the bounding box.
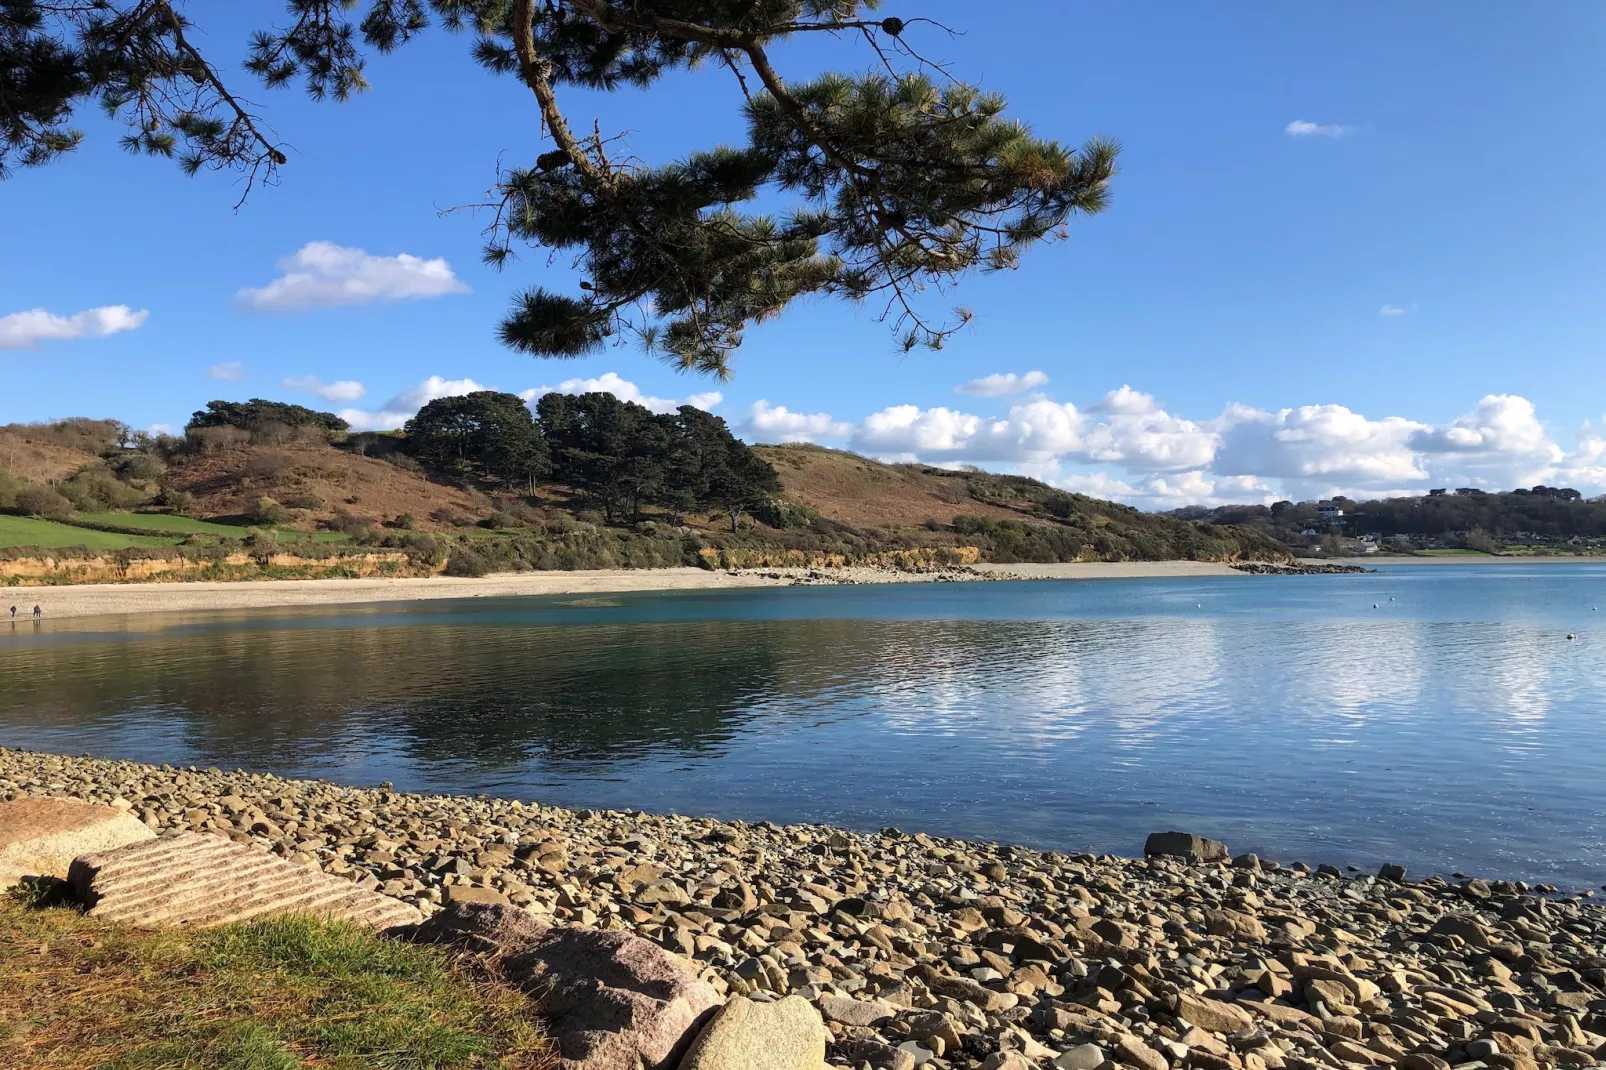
[3,1,1117,374]
[537,391,670,522]
[187,398,348,433]
[404,390,549,490]
[666,405,780,530]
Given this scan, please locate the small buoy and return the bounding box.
[1373,603,1380,609]
[1389,597,1395,601]
[1567,634,1577,640]
[1196,603,1202,608]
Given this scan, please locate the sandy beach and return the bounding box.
[4,560,1250,621]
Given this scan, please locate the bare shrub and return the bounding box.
[186,426,252,453]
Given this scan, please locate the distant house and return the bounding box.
[1316,501,1345,520]
[1300,528,1320,537]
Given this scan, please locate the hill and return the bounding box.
[0,413,1290,579]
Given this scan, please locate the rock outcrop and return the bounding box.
[0,797,153,888]
[679,995,829,1070]
[415,900,720,1070]
[68,831,421,930]
[1142,829,1228,863]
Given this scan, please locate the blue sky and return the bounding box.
[4,1,1605,506]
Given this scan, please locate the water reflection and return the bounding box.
[2,568,1605,886]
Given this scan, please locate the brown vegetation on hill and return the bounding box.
[0,430,103,485]
[753,444,1024,528]
[165,443,490,530]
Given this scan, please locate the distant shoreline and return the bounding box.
[6,555,1589,622]
[7,561,1245,622]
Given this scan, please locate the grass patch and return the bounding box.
[0,897,551,1070]
[0,516,178,550]
[74,512,251,537]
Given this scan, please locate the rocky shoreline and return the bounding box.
[1228,563,1373,576]
[4,748,1604,1070]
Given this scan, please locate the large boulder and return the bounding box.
[680,996,828,1070]
[68,831,421,930]
[1144,830,1229,863]
[415,901,720,1070]
[0,797,154,889]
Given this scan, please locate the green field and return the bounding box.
[0,516,178,549]
[0,513,352,551]
[73,512,248,536]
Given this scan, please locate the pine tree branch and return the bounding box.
[510,0,609,185]
[151,0,285,205]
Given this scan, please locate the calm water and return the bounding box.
[3,563,1605,887]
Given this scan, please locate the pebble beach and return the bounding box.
[4,748,1604,1070]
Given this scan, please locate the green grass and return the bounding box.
[74,512,250,537]
[1,513,352,552]
[1414,548,1498,557]
[0,896,551,1070]
[0,515,178,549]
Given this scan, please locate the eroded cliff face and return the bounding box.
[0,551,425,586]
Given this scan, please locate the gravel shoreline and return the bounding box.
[5,748,1604,1070]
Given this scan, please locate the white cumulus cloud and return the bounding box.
[339,375,485,431]
[206,361,246,380]
[804,385,1588,505]
[284,376,367,403]
[955,370,1050,397]
[521,371,722,415]
[1081,387,1217,471]
[236,241,469,312]
[741,401,853,443]
[1408,394,1563,488]
[0,305,148,349]
[1285,119,1353,138]
[1378,304,1414,317]
[1213,402,1429,490]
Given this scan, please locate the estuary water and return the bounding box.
[2,562,1605,887]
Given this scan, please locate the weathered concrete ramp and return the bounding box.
[68,832,422,931]
[0,797,155,889]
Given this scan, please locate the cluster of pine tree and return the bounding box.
[404,390,779,529]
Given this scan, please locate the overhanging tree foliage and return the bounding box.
[3,1,1118,375]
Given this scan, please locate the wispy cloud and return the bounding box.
[236,241,469,312]
[0,305,148,349]
[1284,119,1353,138]
[283,375,367,403]
[206,360,246,380]
[955,370,1050,398]
[1378,303,1416,317]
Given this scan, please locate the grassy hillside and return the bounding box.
[0,516,180,550]
[0,425,1289,569]
[756,444,1290,563]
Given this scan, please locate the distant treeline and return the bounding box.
[1172,485,1606,540]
